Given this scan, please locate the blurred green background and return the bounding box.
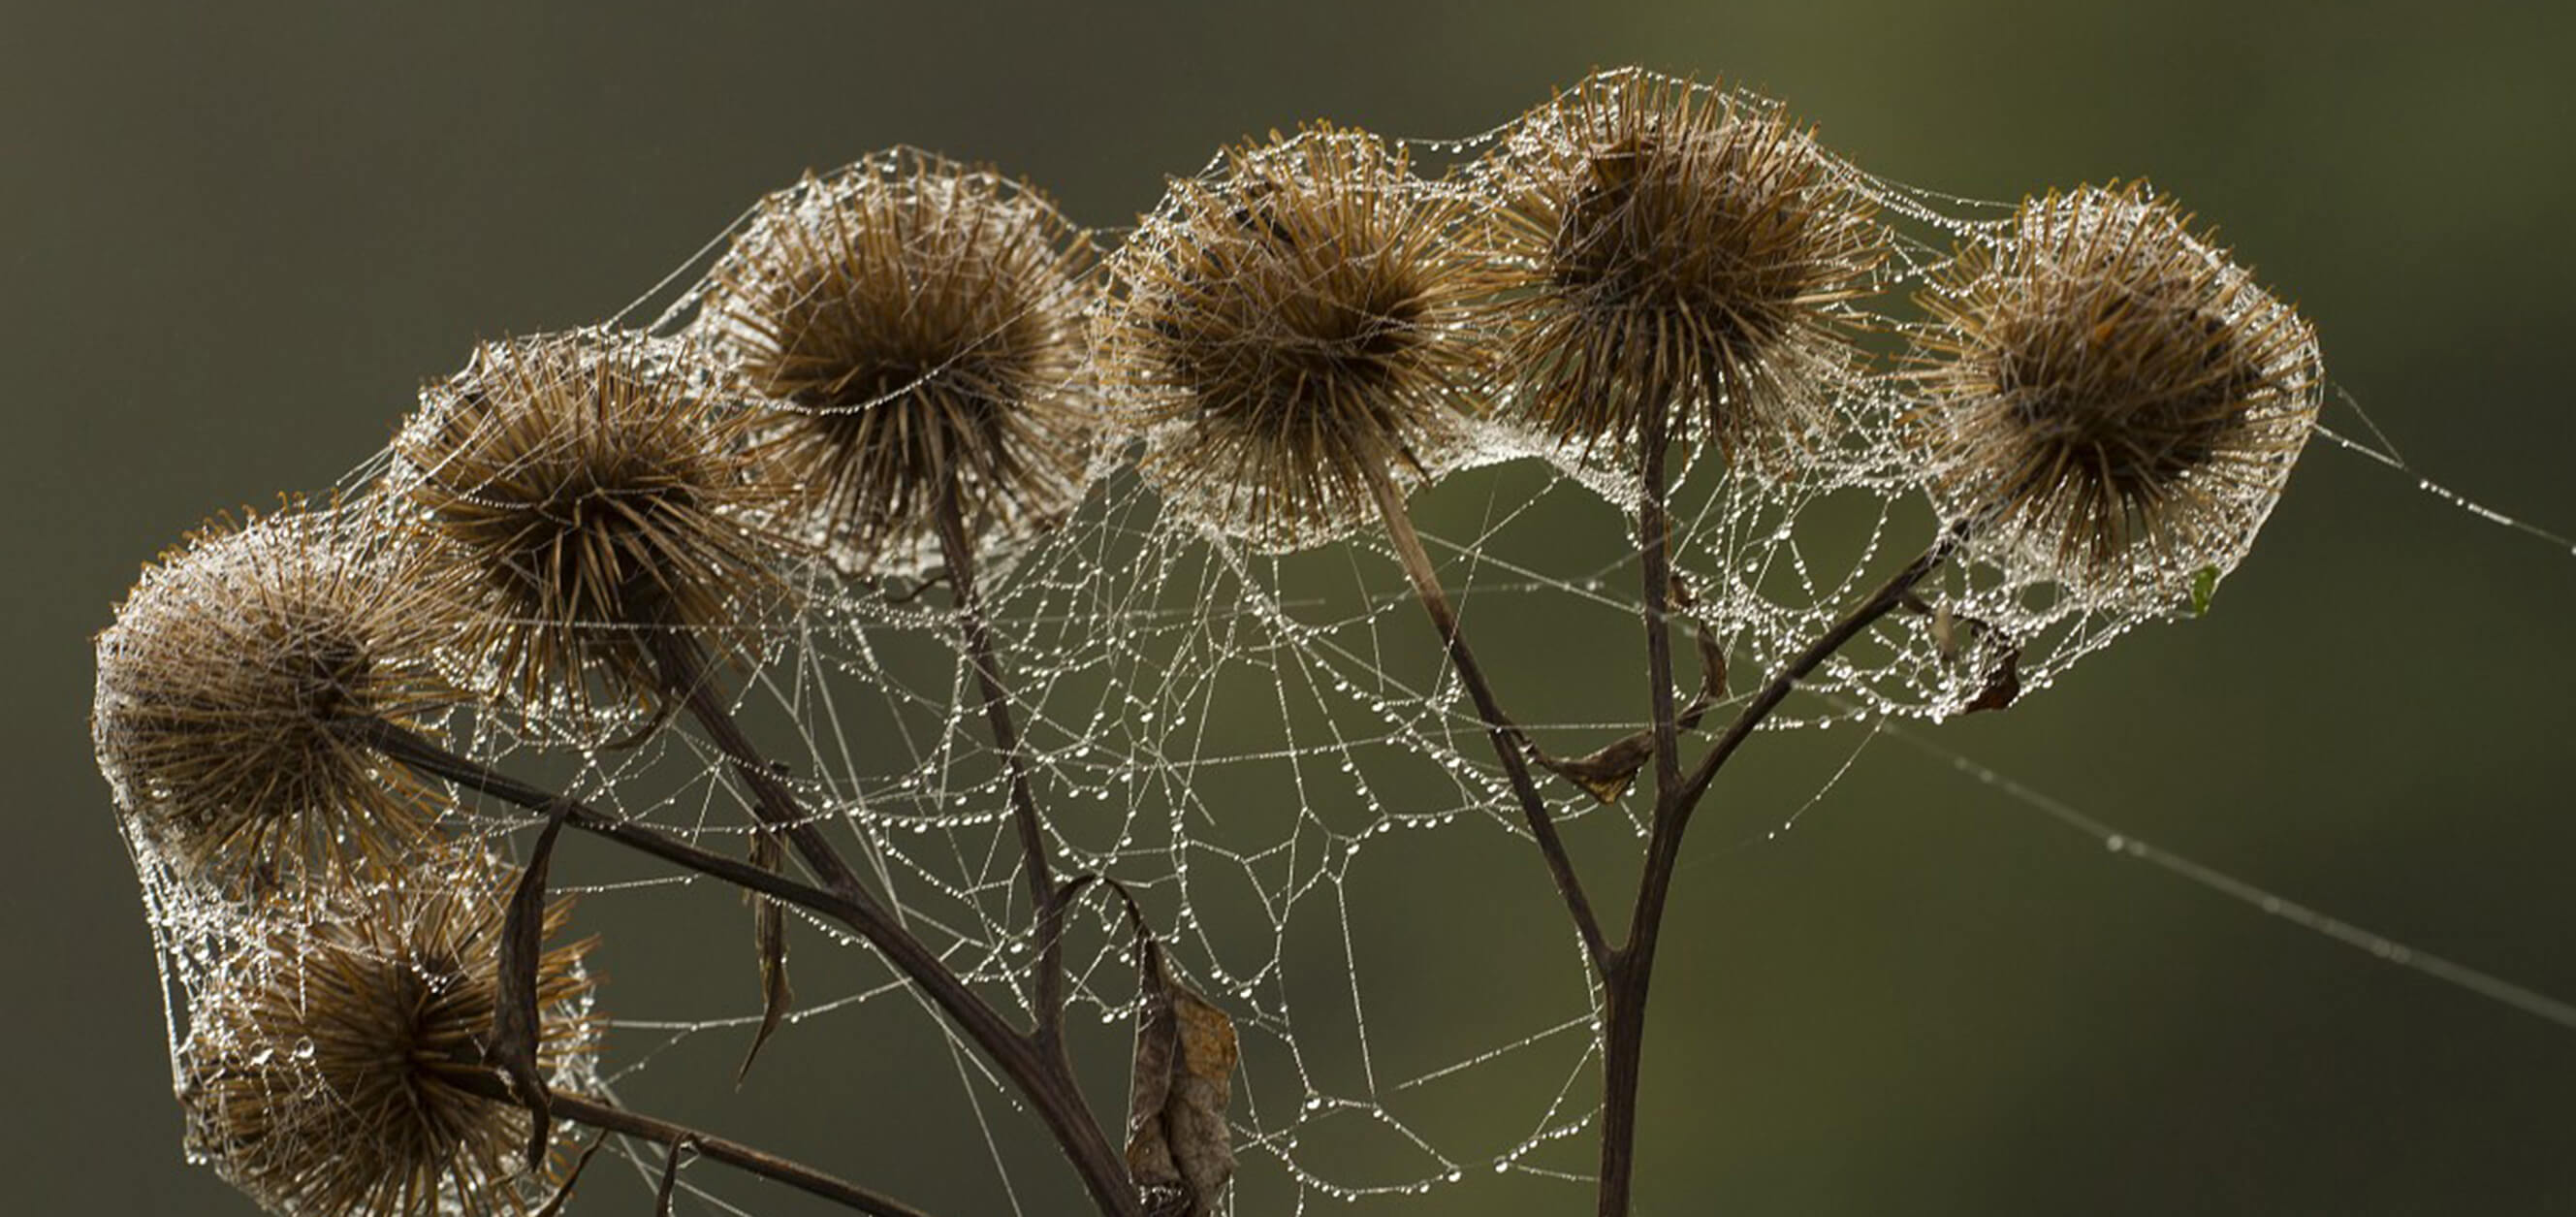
[8,2,2573,1213]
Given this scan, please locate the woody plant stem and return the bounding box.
[1362,412,1957,1215]
[356,633,1140,1215]
[651,619,1131,1214]
[1364,466,1611,971]
[1595,409,1962,1216]
[928,481,1076,1055]
[433,1065,935,1217]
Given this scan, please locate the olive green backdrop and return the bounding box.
[8,2,2572,1214]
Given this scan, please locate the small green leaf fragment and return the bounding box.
[2190,565,2221,617]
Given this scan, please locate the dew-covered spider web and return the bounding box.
[101,72,2576,1217]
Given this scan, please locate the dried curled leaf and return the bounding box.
[653,1137,692,1216]
[737,827,794,1083]
[1537,578,1729,803]
[1960,639,2022,716]
[1537,732,1657,804]
[493,805,570,1170]
[1905,592,2023,717]
[1126,945,1239,1216]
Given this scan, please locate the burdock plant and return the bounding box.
[93,67,2331,1217]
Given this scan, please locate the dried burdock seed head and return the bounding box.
[394,329,794,719]
[1095,124,1501,549]
[93,500,464,886]
[183,849,600,1216]
[1478,68,1888,462]
[696,149,1098,575]
[1910,182,2322,596]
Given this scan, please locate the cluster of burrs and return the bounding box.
[91,66,2318,1217]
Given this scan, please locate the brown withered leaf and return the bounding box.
[493,803,569,1171]
[1126,944,1239,1216]
[653,1136,692,1216]
[1961,640,2022,715]
[1537,731,1655,804]
[1900,591,2021,716]
[1536,577,1729,804]
[736,827,794,1083]
[1679,603,1728,731]
[1667,568,1728,734]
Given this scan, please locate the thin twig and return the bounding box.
[359,720,1035,1057]
[1595,518,1964,1216]
[355,718,1145,1217]
[650,630,870,903]
[1591,405,1683,1217]
[363,720,860,927]
[931,482,1071,1047]
[438,1067,936,1217]
[1636,405,1683,806]
[1670,527,1965,818]
[1366,467,1611,971]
